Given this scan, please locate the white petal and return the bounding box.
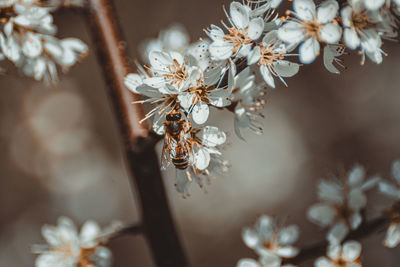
[273,60,300,77]
[247,46,261,65]
[363,0,385,10]
[22,32,42,58]
[276,246,299,257]
[136,84,162,98]
[327,243,341,260]
[319,23,341,44]
[199,126,226,146]
[307,203,337,226]
[207,24,225,41]
[348,165,365,187]
[80,220,101,246]
[242,227,260,249]
[327,221,349,244]
[378,181,400,198]
[230,2,249,30]
[344,28,360,50]
[260,65,275,88]
[57,217,79,244]
[259,251,282,267]
[194,147,211,170]
[149,51,172,73]
[342,240,362,261]
[314,257,334,267]
[349,212,362,230]
[35,253,65,267]
[124,73,143,93]
[293,0,316,21]
[278,225,299,245]
[317,180,343,204]
[257,215,275,241]
[299,37,320,64]
[192,102,209,125]
[209,40,234,61]
[392,160,400,184]
[348,189,367,210]
[384,224,400,248]
[278,21,306,44]
[317,0,339,24]
[248,17,264,40]
[237,259,260,267]
[340,6,352,27]
[41,225,61,246]
[178,92,195,110]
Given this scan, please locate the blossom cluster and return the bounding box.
[0,0,87,82]
[124,0,400,196]
[238,162,400,267]
[32,217,122,267]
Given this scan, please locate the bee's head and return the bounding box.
[166,111,181,121]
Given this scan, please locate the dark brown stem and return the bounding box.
[85,1,188,266]
[285,216,390,265]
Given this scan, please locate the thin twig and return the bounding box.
[284,216,391,265]
[84,1,188,266]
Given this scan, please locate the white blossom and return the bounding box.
[32,217,122,267]
[378,160,400,248]
[0,0,88,82]
[174,125,229,196]
[278,0,342,64]
[340,0,394,64]
[239,215,300,267]
[307,165,379,244]
[206,1,267,61]
[248,30,299,88]
[314,241,362,267]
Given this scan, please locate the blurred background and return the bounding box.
[0,0,400,266]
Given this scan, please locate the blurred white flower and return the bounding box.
[314,240,362,267]
[140,23,190,63]
[378,160,400,248]
[307,165,379,244]
[0,0,88,82]
[278,0,341,64]
[239,215,300,267]
[378,160,400,199]
[32,217,121,267]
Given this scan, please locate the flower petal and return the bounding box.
[192,102,209,125]
[199,126,226,147]
[317,0,339,24]
[319,23,341,44]
[248,17,264,40]
[344,28,360,50]
[237,258,260,267]
[230,2,249,30]
[307,203,336,226]
[278,21,305,44]
[124,73,143,93]
[314,257,334,267]
[273,60,299,77]
[299,37,320,64]
[327,221,349,244]
[342,240,362,261]
[384,223,400,248]
[277,225,299,245]
[260,65,275,88]
[209,40,234,61]
[293,0,316,21]
[242,228,260,249]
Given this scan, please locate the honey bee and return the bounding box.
[161,109,193,170]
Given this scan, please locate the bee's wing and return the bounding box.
[160,135,172,171]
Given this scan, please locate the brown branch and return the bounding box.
[284,216,390,265]
[84,1,188,266]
